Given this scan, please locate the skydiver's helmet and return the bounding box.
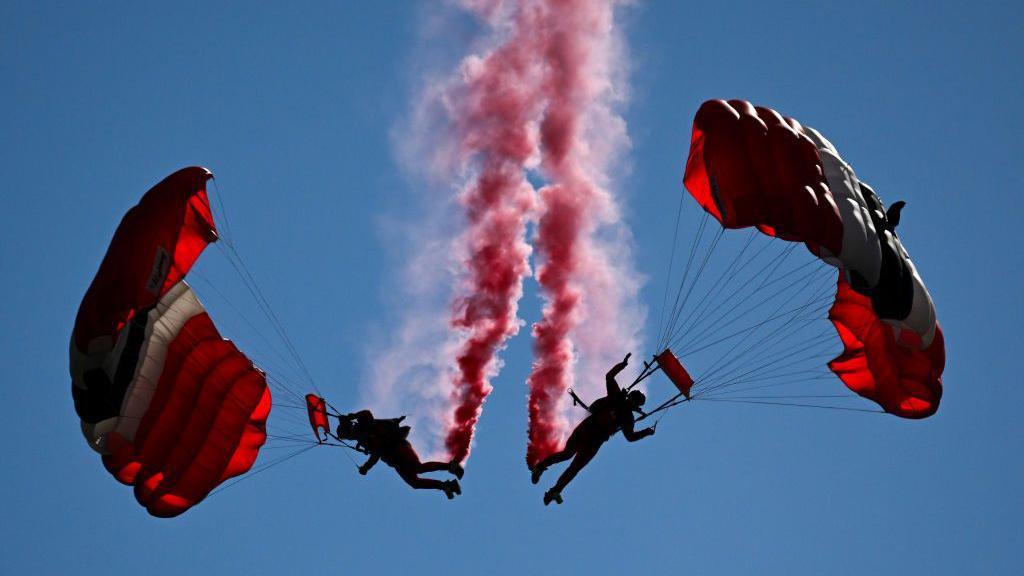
[336,418,357,440]
[628,390,646,408]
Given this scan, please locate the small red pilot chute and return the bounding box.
[305,394,330,443]
[655,349,693,400]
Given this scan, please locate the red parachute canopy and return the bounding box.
[683,99,843,257]
[70,167,271,517]
[828,277,945,418]
[305,394,330,442]
[682,100,944,418]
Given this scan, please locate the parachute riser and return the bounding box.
[568,388,591,412]
[626,356,662,392]
[567,356,659,413]
[636,392,690,423]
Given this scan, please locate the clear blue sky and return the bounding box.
[2,2,1021,574]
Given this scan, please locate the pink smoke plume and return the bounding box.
[442,4,547,462]
[433,0,639,466]
[524,0,637,467]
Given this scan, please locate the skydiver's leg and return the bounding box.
[416,461,451,473]
[532,423,591,485]
[536,424,585,470]
[389,442,460,497]
[550,439,603,494]
[393,440,453,475]
[395,467,447,491]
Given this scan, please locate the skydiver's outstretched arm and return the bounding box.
[359,453,380,475]
[620,412,655,443]
[606,353,632,396]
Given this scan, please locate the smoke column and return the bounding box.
[442,4,547,462]
[392,0,640,464]
[524,0,637,467]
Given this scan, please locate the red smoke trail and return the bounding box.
[525,0,624,467]
[443,5,547,463]
[443,0,635,464]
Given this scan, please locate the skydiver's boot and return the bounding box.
[448,460,464,480]
[543,488,562,506]
[442,479,461,500]
[531,465,546,485]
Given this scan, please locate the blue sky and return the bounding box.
[2,2,1021,574]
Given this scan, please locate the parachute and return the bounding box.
[70,166,271,517]
[678,99,944,417]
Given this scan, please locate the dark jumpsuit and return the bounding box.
[535,359,652,493]
[351,410,451,491]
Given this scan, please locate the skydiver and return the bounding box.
[336,410,464,499]
[530,353,656,505]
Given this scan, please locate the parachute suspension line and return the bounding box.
[204,177,321,396]
[688,262,831,352]
[663,229,757,349]
[267,399,316,430]
[184,315,307,410]
[665,239,802,353]
[656,191,687,350]
[265,431,365,457]
[625,357,663,391]
[659,210,708,344]
[670,267,832,361]
[209,428,366,499]
[203,183,325,421]
[698,339,835,400]
[188,267,301,375]
[701,328,837,397]
[668,238,798,352]
[691,275,831,395]
[188,269,309,403]
[705,394,856,401]
[216,241,320,395]
[268,398,368,464]
[269,402,320,412]
[703,346,834,392]
[267,433,319,442]
[207,444,318,499]
[698,397,883,414]
[210,178,235,247]
[638,395,881,422]
[690,348,836,406]
[692,271,836,399]
[705,372,836,397]
[643,311,848,420]
[658,212,709,349]
[637,391,687,422]
[640,207,850,420]
[702,293,835,383]
[660,226,725,352]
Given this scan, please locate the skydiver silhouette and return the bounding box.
[336,410,464,499]
[530,353,656,505]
